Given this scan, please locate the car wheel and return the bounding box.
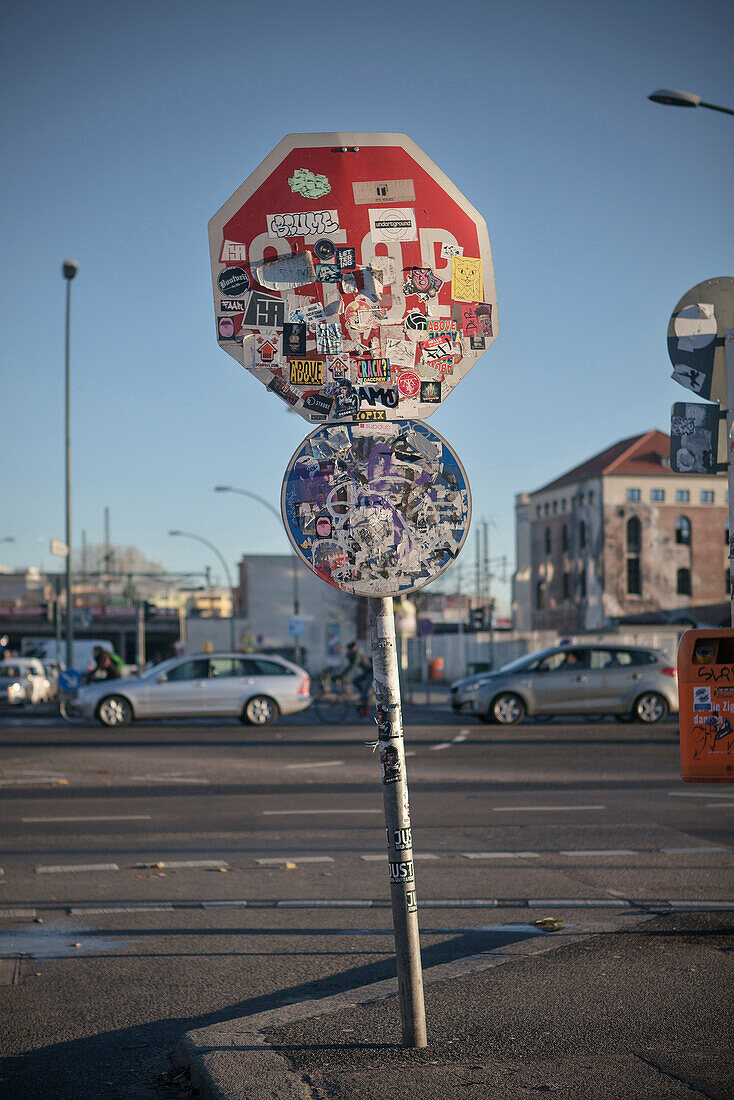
[491,693,525,725]
[241,695,279,727]
[633,692,668,724]
[96,695,133,728]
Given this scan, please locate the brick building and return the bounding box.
[513,430,727,631]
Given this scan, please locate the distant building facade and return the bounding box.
[514,430,727,631]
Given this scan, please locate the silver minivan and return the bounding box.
[450,644,679,725]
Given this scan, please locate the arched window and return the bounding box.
[675,516,691,546]
[561,524,569,551]
[677,568,691,596]
[626,516,641,554]
[579,520,587,550]
[544,527,552,555]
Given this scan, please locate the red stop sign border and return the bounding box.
[208,132,498,422]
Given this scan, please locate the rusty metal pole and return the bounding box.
[369,595,428,1048]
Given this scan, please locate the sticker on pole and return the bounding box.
[670,402,723,474]
[280,420,471,596]
[668,277,734,403]
[209,132,498,422]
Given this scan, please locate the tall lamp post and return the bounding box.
[214,485,302,662]
[62,260,78,669]
[648,89,734,117]
[168,530,236,650]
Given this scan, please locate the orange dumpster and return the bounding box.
[678,628,734,783]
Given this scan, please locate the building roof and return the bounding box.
[533,430,672,494]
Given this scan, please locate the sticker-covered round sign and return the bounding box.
[209,132,498,423]
[281,420,471,596]
[668,276,734,404]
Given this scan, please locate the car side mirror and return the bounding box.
[156,673,168,684]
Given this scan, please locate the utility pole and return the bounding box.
[62,260,77,670]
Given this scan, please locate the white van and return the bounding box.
[21,637,115,674]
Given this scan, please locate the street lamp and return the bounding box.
[168,530,236,650]
[648,89,734,117]
[214,485,302,661]
[62,260,78,669]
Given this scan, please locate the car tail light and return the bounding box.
[661,667,677,678]
[298,675,310,696]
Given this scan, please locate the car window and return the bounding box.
[590,649,633,670]
[628,650,657,666]
[165,659,210,682]
[251,659,293,676]
[537,652,567,672]
[209,658,247,678]
[0,666,21,678]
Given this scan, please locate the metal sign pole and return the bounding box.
[369,595,427,1049]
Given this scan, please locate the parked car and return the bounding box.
[0,658,53,704]
[450,644,678,725]
[0,664,34,707]
[66,652,312,727]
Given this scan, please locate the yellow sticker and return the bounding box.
[354,409,387,421]
[451,256,483,303]
[289,359,323,386]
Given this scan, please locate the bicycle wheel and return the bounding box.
[313,691,349,723]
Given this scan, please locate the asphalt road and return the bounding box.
[0,704,732,1098]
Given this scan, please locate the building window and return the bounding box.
[561,498,566,511]
[562,523,569,552]
[626,516,641,554]
[544,502,550,516]
[579,493,585,506]
[727,570,731,597]
[651,489,665,502]
[675,516,691,546]
[627,557,641,595]
[536,504,541,518]
[579,520,587,550]
[562,572,570,600]
[701,491,714,504]
[544,527,552,554]
[726,526,730,546]
[535,580,547,610]
[578,568,587,598]
[676,490,689,503]
[676,568,691,596]
[588,490,595,505]
[627,489,640,502]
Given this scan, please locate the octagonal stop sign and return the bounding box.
[208,132,498,423]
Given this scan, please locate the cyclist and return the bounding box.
[341,641,373,718]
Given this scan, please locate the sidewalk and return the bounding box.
[177,910,733,1099]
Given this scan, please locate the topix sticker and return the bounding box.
[368,207,418,243]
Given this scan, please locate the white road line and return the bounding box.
[0,909,36,919]
[263,809,381,816]
[70,904,174,914]
[668,790,734,799]
[129,776,210,784]
[276,899,373,908]
[493,805,606,812]
[429,743,452,751]
[286,761,344,770]
[528,898,629,908]
[256,856,334,865]
[666,900,734,909]
[452,731,469,743]
[36,863,119,874]
[462,851,539,859]
[560,849,637,857]
[0,777,68,786]
[707,802,734,808]
[202,900,248,909]
[135,860,229,869]
[22,815,153,823]
[660,846,730,854]
[360,854,386,861]
[422,899,497,908]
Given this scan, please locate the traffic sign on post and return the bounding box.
[209,133,498,423]
[668,277,734,403]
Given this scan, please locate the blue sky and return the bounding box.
[2,0,732,613]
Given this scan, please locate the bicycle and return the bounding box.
[57,688,88,725]
[312,672,374,723]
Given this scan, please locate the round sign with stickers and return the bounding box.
[280,419,471,596]
[208,132,498,423]
[668,276,734,405]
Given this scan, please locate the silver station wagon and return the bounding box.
[450,644,679,725]
[69,652,311,728]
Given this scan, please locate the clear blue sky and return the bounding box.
[2,0,732,613]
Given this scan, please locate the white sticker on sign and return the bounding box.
[267,211,340,239]
[369,208,418,243]
[693,686,712,710]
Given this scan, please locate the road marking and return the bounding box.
[22,815,153,823]
[129,776,210,784]
[276,899,373,908]
[668,790,734,799]
[256,856,334,865]
[0,777,69,786]
[135,860,229,869]
[560,849,637,857]
[528,898,629,908]
[452,730,470,743]
[660,846,730,853]
[429,743,452,751]
[263,809,381,816]
[286,761,344,770]
[707,802,734,808]
[202,900,247,909]
[36,863,119,874]
[422,899,498,907]
[462,851,540,859]
[70,904,174,914]
[0,909,36,919]
[666,900,734,909]
[493,805,605,812]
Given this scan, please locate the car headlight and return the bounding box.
[9,682,21,693]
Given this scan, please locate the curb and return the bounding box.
[177,911,652,1100]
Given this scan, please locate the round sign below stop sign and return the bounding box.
[209,132,498,423]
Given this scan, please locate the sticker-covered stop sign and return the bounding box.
[209,132,498,423]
